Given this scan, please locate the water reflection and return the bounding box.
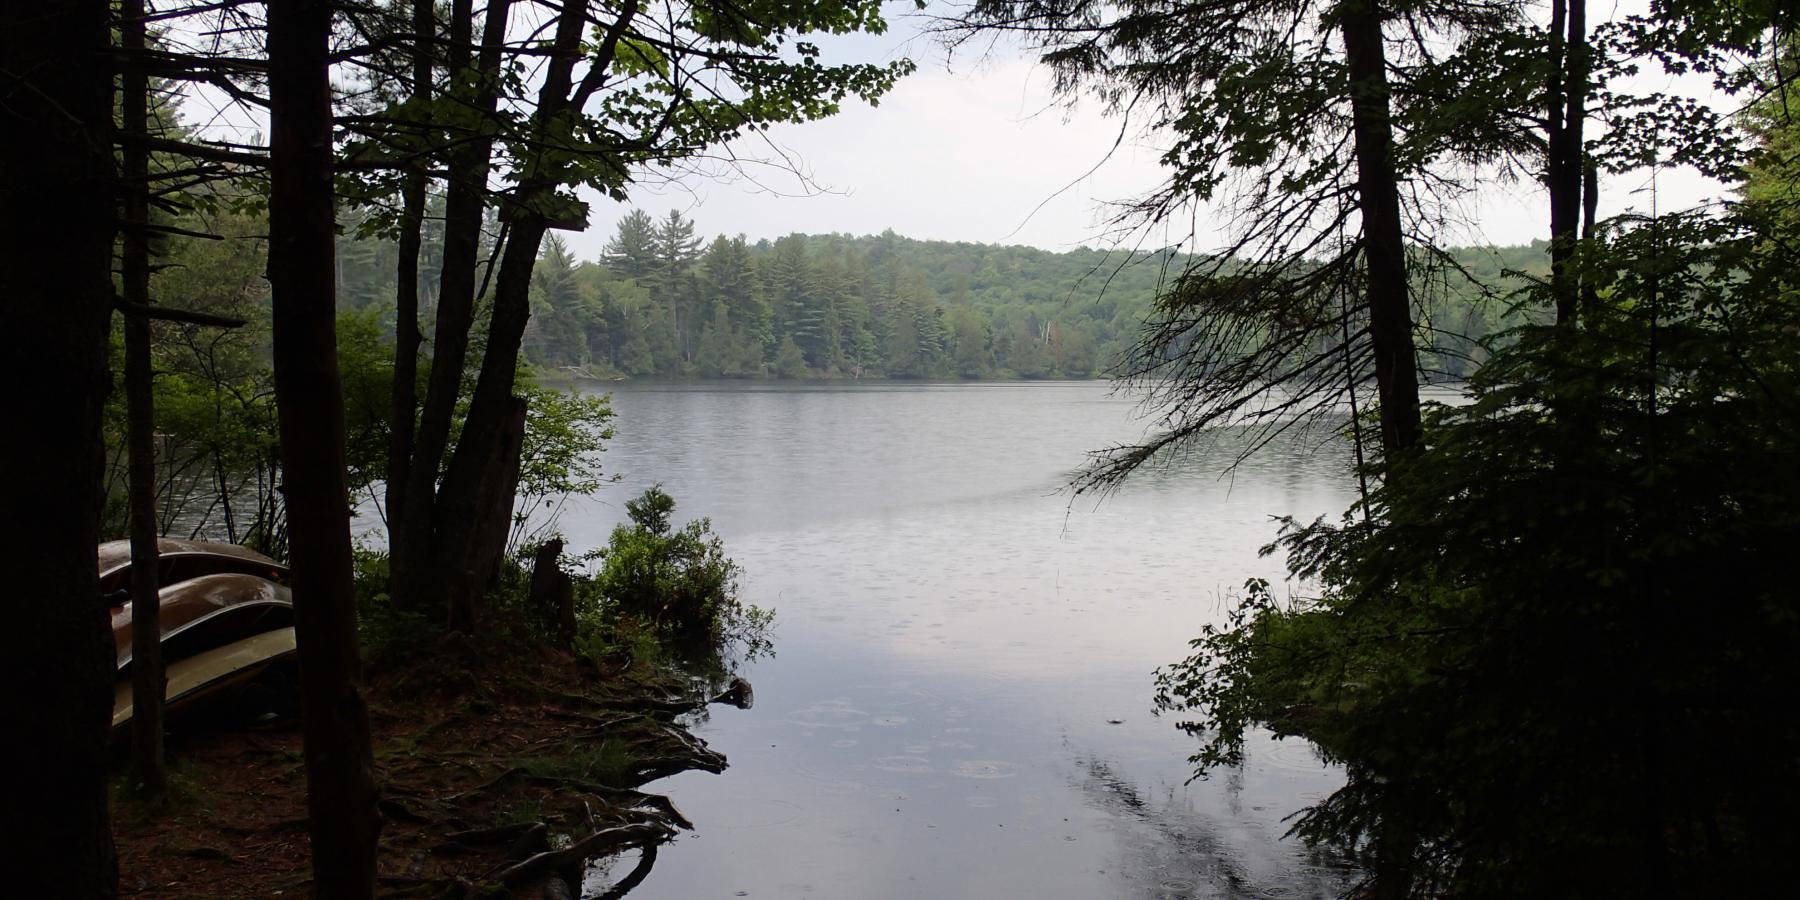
[559,380,1361,898]
[1071,755,1348,899]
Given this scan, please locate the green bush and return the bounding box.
[590,486,771,659]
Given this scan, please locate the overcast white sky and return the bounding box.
[160,1,1733,259]
[563,3,1730,261]
[564,20,1178,259]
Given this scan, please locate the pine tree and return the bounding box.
[702,235,768,347]
[525,234,585,366]
[602,210,658,280]
[653,210,703,360]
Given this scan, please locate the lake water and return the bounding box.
[553,380,1359,900]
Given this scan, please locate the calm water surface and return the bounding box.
[556,380,1357,900]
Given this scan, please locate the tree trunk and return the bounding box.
[385,0,435,540]
[0,0,119,893]
[441,394,528,630]
[430,0,597,626]
[121,0,168,802]
[1340,0,1422,459]
[431,221,545,625]
[1581,160,1600,319]
[391,0,514,614]
[1547,0,1590,324]
[267,0,381,895]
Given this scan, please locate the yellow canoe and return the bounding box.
[113,627,298,729]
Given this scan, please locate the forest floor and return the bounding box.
[111,639,746,899]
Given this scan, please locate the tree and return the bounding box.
[384,0,436,552]
[702,235,768,346]
[526,234,588,366]
[766,235,832,366]
[1158,206,1800,894]
[267,0,380,893]
[604,209,660,279]
[366,0,913,627]
[772,336,809,378]
[0,0,120,893]
[949,308,995,378]
[119,0,167,802]
[654,209,703,359]
[945,0,1527,474]
[1139,5,1800,893]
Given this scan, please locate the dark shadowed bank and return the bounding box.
[115,488,769,898]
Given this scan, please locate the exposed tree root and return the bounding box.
[114,640,749,898]
[493,821,676,890]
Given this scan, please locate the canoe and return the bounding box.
[110,572,294,673]
[112,627,298,729]
[97,538,287,595]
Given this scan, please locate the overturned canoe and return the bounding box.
[98,538,287,595]
[111,572,294,673]
[112,627,298,729]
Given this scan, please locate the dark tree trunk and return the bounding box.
[432,222,545,624]
[1547,0,1590,324]
[1340,0,1422,459]
[267,0,381,895]
[385,0,435,538]
[430,0,595,625]
[0,0,119,893]
[1581,160,1600,318]
[121,0,167,801]
[1341,3,1421,891]
[441,395,528,630]
[391,0,513,613]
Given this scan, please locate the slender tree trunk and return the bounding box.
[391,0,513,613]
[0,0,118,892]
[267,0,380,895]
[386,0,435,538]
[1340,0,1422,459]
[427,0,589,623]
[121,0,168,802]
[1547,0,1590,324]
[1342,4,1420,890]
[433,222,544,622]
[1581,160,1600,318]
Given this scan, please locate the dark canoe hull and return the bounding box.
[111,572,295,673]
[97,538,288,596]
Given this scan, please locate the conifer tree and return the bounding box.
[604,210,659,280]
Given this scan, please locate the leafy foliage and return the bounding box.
[510,384,617,550]
[589,486,772,659]
[1155,203,1800,894]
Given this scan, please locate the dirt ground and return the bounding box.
[113,643,737,899]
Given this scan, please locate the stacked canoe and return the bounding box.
[101,539,297,730]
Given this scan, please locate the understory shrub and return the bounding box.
[583,486,772,667]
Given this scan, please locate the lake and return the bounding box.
[551,380,1358,900]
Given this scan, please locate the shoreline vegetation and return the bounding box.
[113,636,747,899]
[115,487,768,898]
[345,223,1550,386]
[6,0,1797,894]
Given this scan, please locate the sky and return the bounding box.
[564,20,1177,259]
[161,0,1736,260]
[562,2,1732,261]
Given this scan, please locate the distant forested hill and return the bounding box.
[335,209,1553,381]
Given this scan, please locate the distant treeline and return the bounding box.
[336,209,1553,381]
